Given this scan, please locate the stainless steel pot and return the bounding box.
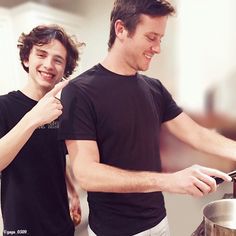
[192,171,236,235]
[203,199,236,235]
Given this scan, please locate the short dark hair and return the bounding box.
[108,0,175,49]
[17,24,84,78]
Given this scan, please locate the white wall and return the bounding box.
[0,8,15,94]
[176,0,236,113]
[71,0,114,72]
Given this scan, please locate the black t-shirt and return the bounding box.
[0,91,74,236]
[59,64,182,236]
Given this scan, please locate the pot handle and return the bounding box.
[213,170,236,184]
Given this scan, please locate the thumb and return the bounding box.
[45,80,69,98]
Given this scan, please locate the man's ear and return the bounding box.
[114,19,127,39]
[23,60,29,68]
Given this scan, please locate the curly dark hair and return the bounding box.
[108,0,175,50]
[17,24,84,78]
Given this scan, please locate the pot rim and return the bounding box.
[203,198,236,209]
[203,198,236,230]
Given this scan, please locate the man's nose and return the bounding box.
[43,57,54,69]
[151,43,161,54]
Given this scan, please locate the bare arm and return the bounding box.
[0,80,68,171]
[164,112,236,161]
[65,157,81,226]
[66,140,231,197]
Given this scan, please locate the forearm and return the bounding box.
[0,112,38,171]
[190,127,236,161]
[72,161,233,197]
[73,160,166,193]
[166,112,236,161]
[65,159,79,197]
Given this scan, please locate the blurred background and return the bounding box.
[0,0,236,235]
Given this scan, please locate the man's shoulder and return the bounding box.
[138,74,162,88]
[70,64,100,84]
[0,91,18,104]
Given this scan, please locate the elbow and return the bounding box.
[0,162,8,172]
[76,175,90,192]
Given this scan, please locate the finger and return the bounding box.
[194,177,215,194]
[188,183,204,197]
[72,213,81,226]
[45,80,69,97]
[71,205,81,213]
[57,104,63,110]
[54,97,61,104]
[201,167,232,182]
[196,172,216,191]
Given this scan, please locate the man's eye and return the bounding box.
[54,59,63,64]
[37,53,45,58]
[146,36,155,41]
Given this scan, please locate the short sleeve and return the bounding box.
[160,83,182,122]
[59,82,97,140]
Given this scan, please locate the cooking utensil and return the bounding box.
[214,170,236,184]
[203,198,236,235]
[192,170,236,235]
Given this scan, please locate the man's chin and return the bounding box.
[40,81,56,92]
[139,65,150,72]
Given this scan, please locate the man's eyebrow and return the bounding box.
[35,48,47,53]
[147,32,164,37]
[54,55,66,62]
[35,48,65,61]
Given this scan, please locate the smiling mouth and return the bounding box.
[144,54,154,60]
[39,71,55,81]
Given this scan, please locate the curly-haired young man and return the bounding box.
[0,24,82,236]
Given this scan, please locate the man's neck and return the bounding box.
[101,50,136,76]
[20,82,48,101]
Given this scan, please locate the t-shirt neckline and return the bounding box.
[97,63,138,80]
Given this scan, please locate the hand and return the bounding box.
[163,165,231,197]
[28,80,68,127]
[69,194,81,226]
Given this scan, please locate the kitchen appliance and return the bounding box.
[203,198,236,235]
[192,170,236,236]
